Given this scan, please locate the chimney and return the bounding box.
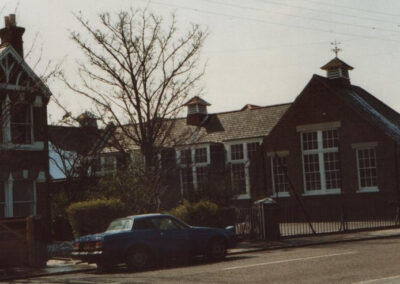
[0,14,25,57]
[77,111,98,129]
[183,96,210,127]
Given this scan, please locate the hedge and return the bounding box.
[67,198,126,237]
[168,200,233,228]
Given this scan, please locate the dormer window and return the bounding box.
[11,103,32,144]
[198,105,206,114]
[188,105,197,115]
[183,96,211,127]
[187,104,207,115]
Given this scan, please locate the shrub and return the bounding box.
[67,198,126,237]
[168,200,222,228]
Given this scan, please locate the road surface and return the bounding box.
[12,237,400,283]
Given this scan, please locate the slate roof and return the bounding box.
[314,75,400,143]
[99,102,291,153]
[173,103,291,145]
[104,65,400,151]
[48,125,106,155]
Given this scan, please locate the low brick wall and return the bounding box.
[0,216,47,268]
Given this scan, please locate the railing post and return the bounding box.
[260,199,280,241]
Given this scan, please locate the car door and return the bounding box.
[151,216,190,258]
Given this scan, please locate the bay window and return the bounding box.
[12,180,35,217]
[1,177,36,218]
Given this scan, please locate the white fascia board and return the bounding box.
[0,45,52,98]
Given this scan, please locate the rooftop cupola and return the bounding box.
[320,41,353,83]
[183,96,210,126]
[321,57,353,81]
[0,14,25,58]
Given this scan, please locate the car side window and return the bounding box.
[151,217,183,230]
[133,219,156,230]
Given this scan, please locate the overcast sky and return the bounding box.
[3,0,400,123]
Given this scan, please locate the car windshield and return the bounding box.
[106,218,133,232]
[171,217,190,228]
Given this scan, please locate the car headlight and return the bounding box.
[225,225,236,233]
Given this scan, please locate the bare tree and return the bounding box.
[62,9,207,209]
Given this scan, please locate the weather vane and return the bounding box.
[331,40,341,57]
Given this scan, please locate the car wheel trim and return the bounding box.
[209,239,226,260]
[127,248,151,269]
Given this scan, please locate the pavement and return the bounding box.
[2,227,400,282]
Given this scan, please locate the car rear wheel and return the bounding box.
[206,238,227,261]
[126,247,153,271]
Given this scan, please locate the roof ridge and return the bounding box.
[119,102,292,126]
[209,102,292,116]
[177,102,292,119]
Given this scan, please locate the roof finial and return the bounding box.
[331,40,341,57]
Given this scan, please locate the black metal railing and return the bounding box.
[234,206,265,240]
[235,191,400,240]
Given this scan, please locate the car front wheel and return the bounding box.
[126,247,153,271]
[96,262,113,272]
[206,238,227,261]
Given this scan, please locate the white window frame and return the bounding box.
[176,145,211,195]
[353,142,379,193]
[1,173,37,218]
[300,128,341,196]
[96,155,117,175]
[101,155,117,173]
[10,103,33,145]
[225,138,262,199]
[268,151,290,198]
[188,104,207,115]
[0,94,41,150]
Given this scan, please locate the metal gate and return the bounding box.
[234,206,265,240]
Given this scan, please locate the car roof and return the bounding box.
[125,213,171,220]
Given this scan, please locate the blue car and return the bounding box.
[71,213,238,270]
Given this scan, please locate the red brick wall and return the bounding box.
[264,78,398,197]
